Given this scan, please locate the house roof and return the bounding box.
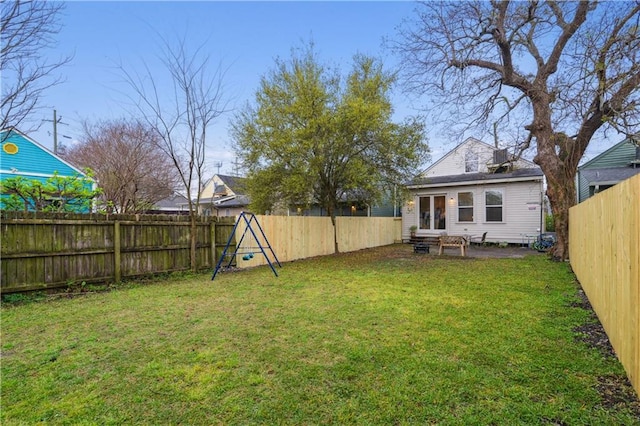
[407,167,544,188]
[217,174,246,194]
[198,193,250,207]
[579,167,640,185]
[213,195,250,208]
[155,192,190,209]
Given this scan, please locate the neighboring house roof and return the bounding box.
[212,195,250,208]
[199,173,247,199]
[0,127,89,179]
[200,194,250,206]
[154,192,190,210]
[217,174,246,194]
[579,167,640,185]
[407,168,544,188]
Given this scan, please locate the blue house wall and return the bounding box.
[1,128,93,211]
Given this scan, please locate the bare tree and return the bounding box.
[118,37,230,270]
[63,119,179,213]
[394,1,640,260]
[1,0,72,132]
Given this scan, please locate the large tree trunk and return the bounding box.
[188,199,198,271]
[328,205,339,254]
[190,216,197,271]
[534,130,580,262]
[544,171,576,261]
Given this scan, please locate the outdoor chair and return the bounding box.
[470,232,487,246]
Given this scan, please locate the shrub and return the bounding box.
[545,214,555,232]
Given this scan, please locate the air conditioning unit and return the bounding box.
[493,148,509,164]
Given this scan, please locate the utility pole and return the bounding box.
[42,109,68,154]
[232,158,242,177]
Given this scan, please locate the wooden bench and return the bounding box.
[438,235,467,256]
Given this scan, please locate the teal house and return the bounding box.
[576,137,640,203]
[1,128,94,212]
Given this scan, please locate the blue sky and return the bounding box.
[27,1,438,174]
[21,1,615,173]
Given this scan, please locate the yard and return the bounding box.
[1,245,638,424]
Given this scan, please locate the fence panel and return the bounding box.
[234,215,401,268]
[569,174,639,395]
[1,212,234,293]
[1,216,116,292]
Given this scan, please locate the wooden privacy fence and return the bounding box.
[2,212,402,292]
[1,212,235,293]
[232,216,402,269]
[569,173,639,395]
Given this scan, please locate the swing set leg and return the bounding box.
[212,212,281,280]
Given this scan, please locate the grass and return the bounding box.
[1,245,638,425]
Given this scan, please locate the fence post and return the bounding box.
[114,221,121,282]
[210,219,216,267]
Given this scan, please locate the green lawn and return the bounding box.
[1,245,638,425]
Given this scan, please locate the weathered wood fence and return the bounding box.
[1,212,235,293]
[569,173,639,395]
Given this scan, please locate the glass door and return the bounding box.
[419,195,446,230]
[419,196,431,229]
[434,195,446,230]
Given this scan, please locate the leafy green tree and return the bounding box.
[1,170,100,212]
[233,46,429,252]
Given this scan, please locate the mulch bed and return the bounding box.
[571,288,640,418]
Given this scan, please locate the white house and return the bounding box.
[403,137,545,245]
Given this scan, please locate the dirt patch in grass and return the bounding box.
[572,288,640,418]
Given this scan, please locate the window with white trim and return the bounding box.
[458,191,474,222]
[485,190,503,222]
[465,149,478,172]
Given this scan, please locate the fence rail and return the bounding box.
[569,173,639,395]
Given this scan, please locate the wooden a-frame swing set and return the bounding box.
[211,212,282,280]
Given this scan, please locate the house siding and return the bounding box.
[1,130,81,178]
[424,138,536,178]
[403,180,543,244]
[1,129,93,212]
[577,139,640,203]
[581,140,637,169]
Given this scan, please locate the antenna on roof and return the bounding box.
[215,161,223,175]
